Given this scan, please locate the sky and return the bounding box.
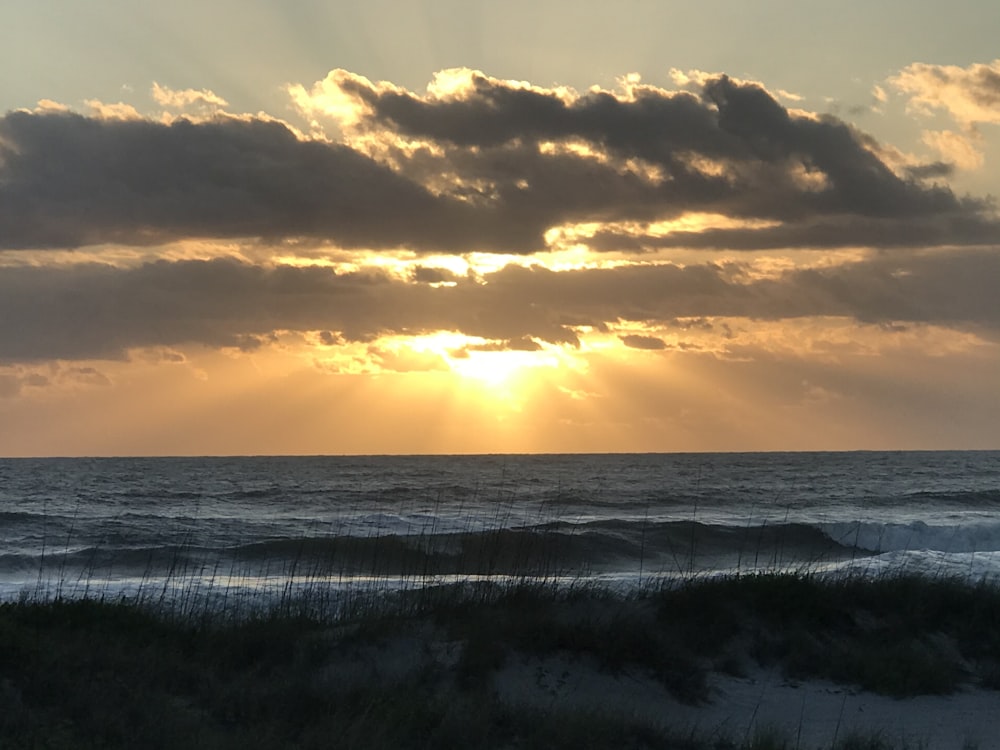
[1,0,999,456]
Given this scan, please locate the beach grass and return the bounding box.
[2,572,999,748]
[659,573,1000,697]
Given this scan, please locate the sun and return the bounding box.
[396,331,571,392]
[448,349,553,388]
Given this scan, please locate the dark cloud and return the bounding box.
[1,250,998,363]
[0,111,520,253]
[666,318,716,331]
[411,265,459,284]
[318,330,344,346]
[64,366,112,387]
[234,333,276,352]
[619,334,667,350]
[505,336,543,352]
[589,214,1000,252]
[344,72,990,245]
[22,372,50,387]
[467,337,543,352]
[780,249,1000,328]
[0,369,52,398]
[905,161,954,180]
[972,66,1000,105]
[1,71,995,255]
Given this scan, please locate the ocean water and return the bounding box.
[2,452,999,608]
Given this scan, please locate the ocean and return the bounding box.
[2,451,999,610]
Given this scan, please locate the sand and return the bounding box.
[493,654,1000,749]
[323,625,1000,748]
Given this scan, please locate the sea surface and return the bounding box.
[2,452,999,609]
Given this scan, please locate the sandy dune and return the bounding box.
[494,655,1000,748]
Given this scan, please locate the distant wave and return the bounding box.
[896,488,1000,506]
[1,520,865,580]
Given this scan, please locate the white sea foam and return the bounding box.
[820,520,1000,554]
[825,549,1000,580]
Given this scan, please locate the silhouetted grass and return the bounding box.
[2,571,999,747]
[658,572,1000,697]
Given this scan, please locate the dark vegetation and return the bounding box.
[1,573,998,749]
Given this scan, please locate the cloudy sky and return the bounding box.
[2,0,999,455]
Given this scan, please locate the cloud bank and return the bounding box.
[1,250,997,363]
[2,70,996,255]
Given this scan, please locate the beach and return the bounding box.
[2,453,1000,747]
[496,656,1000,748]
[3,574,1000,748]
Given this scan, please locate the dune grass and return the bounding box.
[1,572,998,748]
[658,573,1000,697]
